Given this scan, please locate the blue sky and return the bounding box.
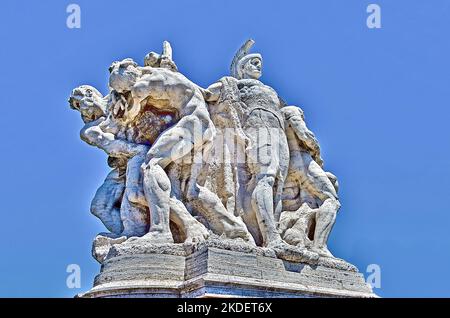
[0,0,449,297]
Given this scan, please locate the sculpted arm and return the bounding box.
[80,117,148,158]
[282,106,323,167]
[201,82,223,103]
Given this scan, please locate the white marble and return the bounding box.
[69,40,348,270]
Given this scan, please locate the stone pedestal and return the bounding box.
[81,239,376,298]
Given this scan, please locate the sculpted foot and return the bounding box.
[145,231,175,244]
[184,225,210,244]
[119,231,137,238]
[119,227,146,238]
[92,232,128,263]
[310,245,334,258]
[126,231,174,244]
[241,232,256,245]
[269,240,319,263]
[223,226,256,245]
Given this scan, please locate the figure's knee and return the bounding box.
[320,197,341,215]
[332,198,341,211]
[252,175,276,203]
[90,193,110,219]
[142,159,171,193]
[90,200,123,234]
[141,157,158,175]
[256,174,276,188]
[90,202,102,219]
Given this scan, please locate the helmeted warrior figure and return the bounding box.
[205,40,340,258]
[204,40,297,256]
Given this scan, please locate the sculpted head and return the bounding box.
[69,85,106,123]
[240,55,262,79]
[231,39,263,80]
[144,52,160,67]
[108,58,141,93]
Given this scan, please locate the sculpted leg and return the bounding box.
[141,158,174,243]
[294,151,340,257]
[138,116,204,243]
[252,169,319,262]
[247,127,287,247]
[312,198,340,257]
[252,174,282,246]
[124,153,147,206]
[169,197,209,244]
[90,169,124,235]
[119,194,148,237]
[119,154,150,237]
[191,184,255,243]
[185,148,254,243]
[125,155,209,244]
[166,159,209,244]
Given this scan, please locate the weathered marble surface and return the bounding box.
[69,40,374,297]
[81,240,374,298]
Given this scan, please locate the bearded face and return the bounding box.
[69,85,106,123]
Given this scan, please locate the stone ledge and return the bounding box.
[81,244,376,298]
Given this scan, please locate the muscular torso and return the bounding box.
[126,67,208,145]
[237,79,284,129]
